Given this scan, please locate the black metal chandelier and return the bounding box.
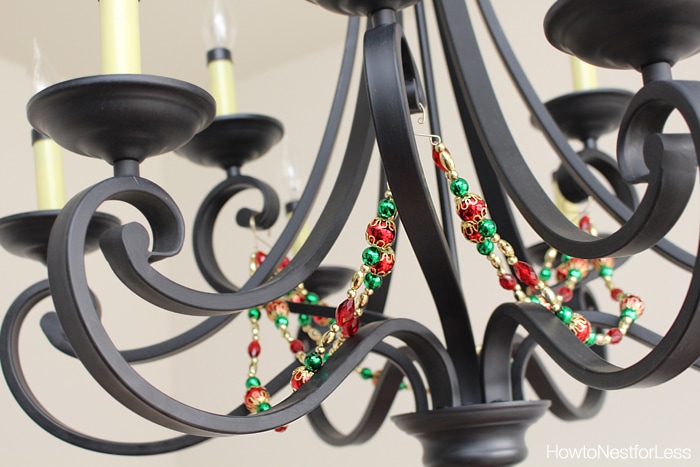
[1,0,699,465]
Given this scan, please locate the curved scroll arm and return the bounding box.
[435,0,697,261]
[192,174,280,293]
[476,0,696,270]
[307,343,429,446]
[36,17,362,365]
[511,336,606,421]
[364,9,482,405]
[48,180,462,441]
[480,290,700,403]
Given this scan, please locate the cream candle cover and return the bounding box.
[100,0,142,74]
[32,132,66,210]
[207,50,237,115]
[570,56,597,91]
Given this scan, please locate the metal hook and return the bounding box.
[414,132,442,146]
[417,102,426,125]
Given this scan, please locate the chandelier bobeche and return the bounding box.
[1,0,699,465]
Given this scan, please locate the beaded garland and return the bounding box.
[290,190,398,391]
[428,137,644,346]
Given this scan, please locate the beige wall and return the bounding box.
[0,1,698,465]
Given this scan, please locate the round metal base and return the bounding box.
[0,211,121,265]
[176,114,283,170]
[545,0,700,69]
[393,401,549,466]
[27,75,215,165]
[308,0,419,16]
[538,89,633,142]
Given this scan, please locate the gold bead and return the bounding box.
[595,334,606,346]
[488,254,502,269]
[316,345,326,354]
[491,233,501,243]
[534,281,545,291]
[330,324,340,333]
[322,331,336,345]
[435,142,446,153]
[447,170,459,180]
[358,292,370,309]
[544,248,558,263]
[346,289,357,299]
[498,240,514,257]
[352,271,365,289]
[506,255,518,266]
[360,264,371,273]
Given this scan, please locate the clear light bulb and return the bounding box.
[203,0,237,50]
[30,39,59,93]
[281,139,303,202]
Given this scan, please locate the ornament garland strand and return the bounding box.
[427,136,644,346]
[241,190,399,426]
[290,190,398,391]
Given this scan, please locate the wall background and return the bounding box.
[0,1,698,465]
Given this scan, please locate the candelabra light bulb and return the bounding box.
[30,39,58,94]
[203,0,237,51]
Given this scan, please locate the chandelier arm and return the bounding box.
[59,80,373,317]
[191,175,279,293]
[0,286,306,454]
[435,0,697,260]
[414,1,459,272]
[481,292,700,403]
[364,12,482,404]
[511,336,606,421]
[307,343,429,446]
[477,0,696,269]
[244,16,360,281]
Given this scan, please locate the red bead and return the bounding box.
[610,288,624,301]
[289,339,305,353]
[558,286,573,302]
[288,294,303,303]
[432,146,448,171]
[456,194,487,224]
[274,425,288,433]
[607,328,623,344]
[255,251,267,266]
[619,294,644,318]
[279,257,290,270]
[578,215,591,232]
[290,366,313,391]
[370,248,395,276]
[248,340,261,358]
[555,265,568,282]
[568,313,591,343]
[313,316,331,326]
[244,386,270,413]
[341,316,360,338]
[460,221,484,243]
[499,274,517,291]
[265,300,289,320]
[514,261,539,287]
[366,218,396,248]
[335,298,355,325]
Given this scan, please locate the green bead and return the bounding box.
[305,292,320,304]
[399,381,407,390]
[599,266,614,278]
[528,296,542,304]
[256,402,271,413]
[377,198,397,219]
[248,308,261,320]
[560,254,572,263]
[360,368,374,380]
[298,314,311,326]
[245,376,261,389]
[476,240,494,255]
[621,308,637,321]
[478,219,497,238]
[539,268,552,281]
[275,316,289,329]
[450,178,470,197]
[556,306,573,324]
[585,331,597,347]
[364,272,382,290]
[362,246,381,266]
[567,269,582,281]
[304,352,324,371]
